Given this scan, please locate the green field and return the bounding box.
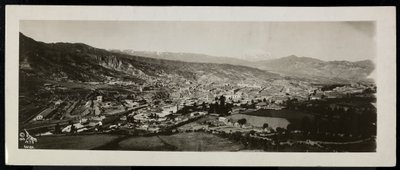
[24,131,375,152]
[118,136,173,151]
[227,114,290,129]
[33,134,122,150]
[117,132,245,151]
[243,109,314,120]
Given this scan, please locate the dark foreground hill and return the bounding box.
[19,33,279,85]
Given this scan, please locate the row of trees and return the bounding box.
[289,115,376,140]
[208,95,233,116]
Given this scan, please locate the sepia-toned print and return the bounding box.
[18,20,377,152]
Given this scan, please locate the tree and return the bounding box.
[301,117,311,132]
[153,100,161,105]
[54,123,61,134]
[226,103,233,115]
[202,102,206,110]
[237,118,247,125]
[263,123,269,129]
[70,124,76,134]
[152,91,170,100]
[233,131,242,141]
[286,124,295,132]
[276,127,285,134]
[215,102,222,115]
[208,103,215,113]
[219,95,226,107]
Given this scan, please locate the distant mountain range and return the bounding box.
[254,55,375,82]
[19,33,279,85]
[110,50,255,67]
[20,33,374,86]
[112,50,375,83]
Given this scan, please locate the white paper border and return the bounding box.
[5,6,397,166]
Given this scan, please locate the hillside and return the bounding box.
[111,50,375,83]
[255,55,375,83]
[19,33,279,85]
[110,50,255,67]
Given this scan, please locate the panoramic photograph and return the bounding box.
[18,21,377,152]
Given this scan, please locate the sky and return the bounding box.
[20,21,376,61]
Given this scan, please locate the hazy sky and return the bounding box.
[20,21,375,61]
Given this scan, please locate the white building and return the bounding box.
[156,105,178,118]
[85,100,92,108]
[218,117,228,123]
[54,100,63,105]
[34,114,43,121]
[125,100,139,107]
[310,96,321,100]
[161,105,178,115]
[94,106,101,116]
[226,94,241,101]
[96,96,103,102]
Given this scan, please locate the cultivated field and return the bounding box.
[117,132,245,151]
[243,109,314,120]
[34,134,122,150]
[227,114,290,129]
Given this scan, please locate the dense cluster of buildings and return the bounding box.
[25,78,375,139]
